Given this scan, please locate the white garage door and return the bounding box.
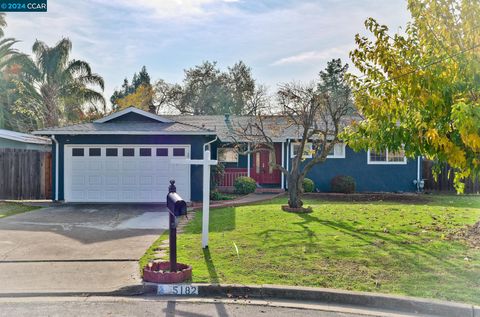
[64,145,191,203]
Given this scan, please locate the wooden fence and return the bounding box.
[0,148,52,200]
[423,160,480,194]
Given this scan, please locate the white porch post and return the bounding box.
[286,140,289,188]
[202,150,211,248]
[281,142,285,189]
[247,142,251,178]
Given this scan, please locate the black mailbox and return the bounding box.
[167,192,187,217]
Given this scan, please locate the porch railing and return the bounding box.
[218,168,248,187]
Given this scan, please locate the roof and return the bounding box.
[94,106,174,123]
[0,129,51,145]
[31,106,357,140]
[166,115,358,142]
[32,122,215,135]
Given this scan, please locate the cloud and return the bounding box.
[271,47,350,66]
[92,0,233,21]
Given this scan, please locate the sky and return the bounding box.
[5,0,411,106]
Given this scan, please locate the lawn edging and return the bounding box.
[140,283,479,317]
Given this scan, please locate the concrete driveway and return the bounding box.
[0,204,168,295]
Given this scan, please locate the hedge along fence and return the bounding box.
[0,148,52,200]
[423,160,479,194]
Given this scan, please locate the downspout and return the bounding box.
[203,136,218,153]
[51,135,59,201]
[417,156,421,184]
[281,141,285,189]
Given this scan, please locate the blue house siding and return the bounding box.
[53,134,215,201]
[294,146,418,192]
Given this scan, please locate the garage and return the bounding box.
[33,107,216,203]
[64,144,191,203]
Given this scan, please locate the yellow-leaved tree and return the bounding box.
[347,0,480,193]
[115,84,155,112]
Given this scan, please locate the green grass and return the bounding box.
[139,231,169,272]
[0,202,40,219]
[168,194,480,304]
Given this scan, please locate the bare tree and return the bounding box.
[234,59,354,208]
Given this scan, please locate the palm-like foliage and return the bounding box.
[0,13,27,129]
[17,38,105,128]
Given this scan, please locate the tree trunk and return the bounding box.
[287,173,303,208]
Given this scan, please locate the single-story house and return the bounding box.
[33,107,421,203]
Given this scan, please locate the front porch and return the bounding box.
[217,142,286,193]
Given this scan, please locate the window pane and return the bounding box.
[106,148,118,157]
[156,148,168,156]
[89,148,101,156]
[173,148,185,157]
[370,149,387,162]
[334,143,345,157]
[140,148,152,157]
[123,148,135,157]
[292,144,300,156]
[388,150,405,162]
[72,148,84,156]
[218,148,238,162]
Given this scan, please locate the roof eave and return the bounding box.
[32,130,217,136]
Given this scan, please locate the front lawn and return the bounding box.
[173,195,480,304]
[0,202,40,219]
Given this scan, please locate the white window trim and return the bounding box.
[327,143,346,159]
[290,142,313,159]
[217,147,239,163]
[367,149,407,165]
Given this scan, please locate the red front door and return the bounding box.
[252,143,281,185]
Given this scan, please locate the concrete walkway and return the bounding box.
[192,192,284,210]
[0,204,166,295]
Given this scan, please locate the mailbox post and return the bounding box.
[166,180,187,273]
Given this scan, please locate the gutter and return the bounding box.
[51,135,59,201]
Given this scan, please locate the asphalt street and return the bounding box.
[0,296,412,317]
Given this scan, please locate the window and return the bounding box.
[173,148,186,157]
[140,148,152,157]
[89,148,101,156]
[106,148,118,157]
[156,148,168,156]
[72,148,84,156]
[217,148,238,163]
[368,149,406,164]
[291,143,313,159]
[327,143,346,159]
[123,148,135,157]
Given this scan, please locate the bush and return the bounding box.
[234,176,257,195]
[210,190,235,201]
[331,175,356,193]
[303,178,315,193]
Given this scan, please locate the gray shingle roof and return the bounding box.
[32,122,214,135]
[166,115,358,142]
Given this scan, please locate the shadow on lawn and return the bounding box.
[295,212,464,272]
[203,248,220,283]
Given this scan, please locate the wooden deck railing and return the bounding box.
[219,168,248,187]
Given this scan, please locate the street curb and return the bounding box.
[1,283,478,317]
[143,283,478,317]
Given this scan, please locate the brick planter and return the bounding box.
[143,261,192,284]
